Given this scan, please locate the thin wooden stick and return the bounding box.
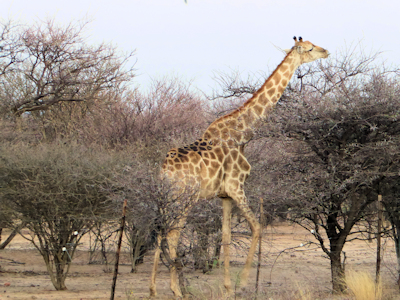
[376,194,382,283]
[110,199,128,300]
[255,197,264,295]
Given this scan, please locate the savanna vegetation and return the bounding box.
[0,18,399,299]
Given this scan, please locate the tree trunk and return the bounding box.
[394,227,400,289]
[43,252,68,290]
[0,223,25,250]
[330,251,346,293]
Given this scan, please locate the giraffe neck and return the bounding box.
[203,49,301,146]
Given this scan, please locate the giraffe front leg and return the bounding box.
[150,235,162,297]
[222,198,233,295]
[166,229,183,298]
[236,201,260,287]
[226,177,260,289]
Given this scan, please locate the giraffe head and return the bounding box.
[286,36,329,64]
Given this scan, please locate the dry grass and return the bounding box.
[345,270,382,300]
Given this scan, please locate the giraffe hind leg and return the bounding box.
[222,198,233,295]
[149,235,162,297]
[161,217,187,298]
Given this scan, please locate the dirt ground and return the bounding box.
[1,222,400,300]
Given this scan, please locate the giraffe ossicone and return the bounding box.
[150,37,329,298]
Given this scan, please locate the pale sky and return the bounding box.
[2,0,400,93]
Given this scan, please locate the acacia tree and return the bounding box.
[0,18,135,119]
[0,142,126,290]
[212,46,400,293]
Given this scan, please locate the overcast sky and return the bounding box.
[2,0,400,93]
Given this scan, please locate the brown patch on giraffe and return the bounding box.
[274,73,281,83]
[183,164,189,170]
[231,169,239,178]
[176,164,182,170]
[280,64,288,72]
[221,128,229,139]
[203,152,209,159]
[217,168,223,179]
[258,92,268,105]
[228,119,237,128]
[239,174,245,181]
[238,155,250,171]
[237,122,244,130]
[218,123,224,129]
[231,150,239,161]
[222,146,229,155]
[265,81,273,89]
[180,155,189,163]
[223,155,232,172]
[277,85,285,95]
[229,129,241,142]
[242,113,255,127]
[189,153,200,165]
[214,148,224,162]
[227,140,235,147]
[178,148,188,154]
[209,151,217,160]
[267,88,276,97]
[213,177,221,191]
[209,161,220,178]
[209,127,220,137]
[253,105,264,116]
[203,159,210,166]
[189,164,194,173]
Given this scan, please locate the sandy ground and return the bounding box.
[1,222,400,300]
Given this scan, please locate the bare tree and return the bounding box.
[0,18,135,118]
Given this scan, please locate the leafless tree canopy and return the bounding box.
[0,19,135,118]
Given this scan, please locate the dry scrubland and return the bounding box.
[1,223,400,300]
[1,18,400,300]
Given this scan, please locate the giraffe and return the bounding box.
[150,37,329,298]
